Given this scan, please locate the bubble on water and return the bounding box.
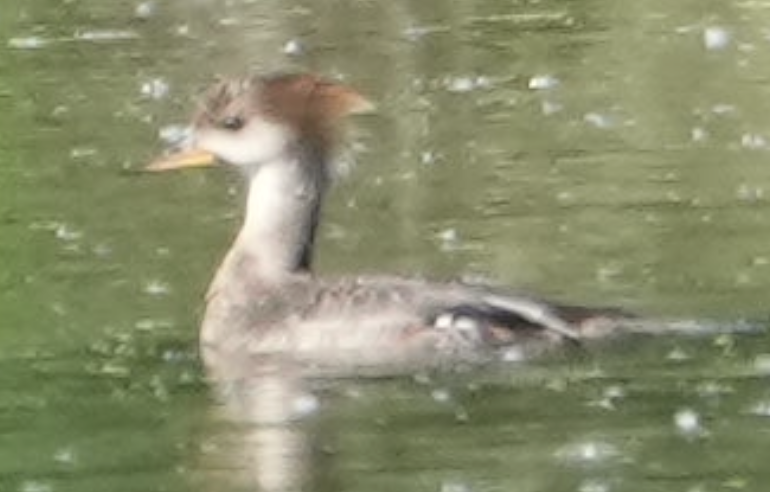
[150,375,169,401]
[282,39,304,56]
[98,362,130,378]
[578,479,611,492]
[431,388,452,403]
[556,190,574,204]
[696,381,733,398]
[444,76,490,93]
[751,256,769,267]
[753,354,770,375]
[541,100,563,115]
[70,147,97,160]
[92,243,112,257]
[595,264,621,283]
[556,440,620,465]
[454,407,470,423]
[440,479,472,492]
[501,346,525,362]
[75,30,139,42]
[747,400,770,417]
[528,74,559,90]
[475,76,491,88]
[20,481,52,492]
[711,104,736,115]
[155,247,171,257]
[437,228,460,251]
[691,127,708,142]
[51,105,69,118]
[403,25,442,41]
[448,77,475,93]
[734,271,751,286]
[55,224,82,242]
[584,112,613,129]
[158,124,192,147]
[141,78,170,100]
[161,348,186,363]
[736,183,764,203]
[135,318,174,331]
[292,393,320,418]
[420,150,438,165]
[143,279,171,296]
[53,446,77,465]
[674,408,706,438]
[135,1,156,20]
[740,133,767,149]
[603,385,625,400]
[703,26,731,50]
[8,36,50,49]
[590,385,626,410]
[667,347,690,361]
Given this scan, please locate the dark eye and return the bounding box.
[220,116,245,131]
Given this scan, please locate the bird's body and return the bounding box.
[149,73,645,382]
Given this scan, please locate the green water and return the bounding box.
[2,0,770,491]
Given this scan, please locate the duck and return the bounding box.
[147,72,638,381]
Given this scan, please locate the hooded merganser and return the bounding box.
[147,73,638,381]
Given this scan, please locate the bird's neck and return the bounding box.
[215,145,329,288]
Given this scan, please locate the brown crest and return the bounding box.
[195,73,372,149]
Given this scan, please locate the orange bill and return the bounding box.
[145,149,217,172]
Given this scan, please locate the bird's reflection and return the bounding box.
[199,361,330,492]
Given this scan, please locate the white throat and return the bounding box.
[232,153,325,280]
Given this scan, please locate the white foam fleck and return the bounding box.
[143,279,171,296]
[431,388,452,403]
[440,479,472,492]
[437,228,460,251]
[282,39,304,56]
[528,74,559,90]
[741,133,767,149]
[674,408,705,437]
[420,150,438,165]
[8,36,49,49]
[75,30,139,42]
[753,354,770,375]
[446,77,475,93]
[541,100,563,115]
[141,78,170,100]
[500,346,525,362]
[292,393,320,418]
[703,26,731,50]
[667,347,690,361]
[691,127,708,142]
[134,318,174,331]
[20,481,52,492]
[748,400,770,417]
[584,112,613,129]
[444,76,490,93]
[578,479,611,492]
[55,224,82,242]
[135,1,156,19]
[556,440,620,465]
[736,183,764,202]
[158,124,192,147]
[711,104,736,115]
[53,447,77,465]
[70,147,97,159]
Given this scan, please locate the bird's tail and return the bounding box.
[553,305,764,340]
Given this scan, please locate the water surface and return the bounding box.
[2,1,770,491]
